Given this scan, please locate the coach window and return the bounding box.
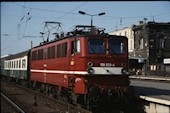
[16,61,18,68]
[22,59,26,68]
[12,61,14,68]
[14,61,16,68]
[19,60,21,68]
[15,61,16,68]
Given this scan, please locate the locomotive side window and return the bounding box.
[88,39,105,54]
[48,47,51,59]
[108,39,125,54]
[43,48,47,59]
[32,51,37,60]
[62,43,67,57]
[38,49,43,60]
[57,44,61,58]
[51,46,55,58]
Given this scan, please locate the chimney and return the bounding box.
[139,21,144,25]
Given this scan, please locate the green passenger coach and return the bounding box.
[1,50,30,83]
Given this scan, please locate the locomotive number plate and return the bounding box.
[100,63,115,67]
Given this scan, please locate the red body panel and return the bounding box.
[30,35,129,95]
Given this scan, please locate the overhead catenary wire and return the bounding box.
[1,2,169,55]
[11,2,170,39]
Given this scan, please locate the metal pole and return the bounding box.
[91,16,93,26]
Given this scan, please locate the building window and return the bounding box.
[130,40,132,50]
[140,38,144,49]
[125,31,127,37]
[160,39,164,48]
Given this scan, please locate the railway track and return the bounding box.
[1,80,91,113]
[1,93,25,113]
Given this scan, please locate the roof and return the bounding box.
[5,50,30,60]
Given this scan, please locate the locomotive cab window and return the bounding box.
[76,40,80,53]
[88,39,105,54]
[71,40,80,55]
[108,39,125,54]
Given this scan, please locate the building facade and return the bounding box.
[109,21,170,76]
[132,21,170,76]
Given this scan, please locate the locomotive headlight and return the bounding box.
[87,62,93,67]
[87,67,95,74]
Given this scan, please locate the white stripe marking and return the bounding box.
[31,69,88,75]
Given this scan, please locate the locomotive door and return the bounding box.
[69,39,81,72]
[68,38,81,90]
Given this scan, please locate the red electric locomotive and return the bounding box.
[30,25,130,110]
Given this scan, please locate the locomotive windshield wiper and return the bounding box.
[89,46,96,53]
[109,47,118,55]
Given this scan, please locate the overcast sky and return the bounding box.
[1,1,170,56]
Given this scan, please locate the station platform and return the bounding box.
[129,75,170,81]
[130,75,170,103]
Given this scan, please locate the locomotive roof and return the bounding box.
[32,25,127,49]
[4,50,30,60]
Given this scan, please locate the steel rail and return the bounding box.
[1,93,25,113]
